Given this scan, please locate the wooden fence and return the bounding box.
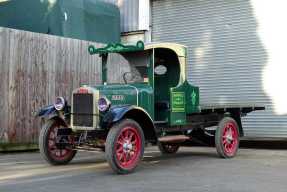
[0,27,107,145]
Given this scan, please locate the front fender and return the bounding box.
[101,105,154,127]
[101,105,134,127]
[101,105,157,142]
[36,104,71,122]
[36,105,57,118]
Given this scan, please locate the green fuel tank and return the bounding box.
[0,0,120,43]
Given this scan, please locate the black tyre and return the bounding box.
[215,117,239,158]
[105,119,145,174]
[158,142,180,154]
[39,119,76,165]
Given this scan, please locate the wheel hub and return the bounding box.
[123,141,133,152]
[220,121,239,156]
[226,130,233,143]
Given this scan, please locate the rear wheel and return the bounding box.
[105,119,145,174]
[39,119,76,165]
[158,142,180,154]
[215,117,239,158]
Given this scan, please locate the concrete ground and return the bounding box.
[0,146,287,192]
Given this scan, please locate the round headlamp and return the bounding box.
[98,97,111,112]
[54,97,66,111]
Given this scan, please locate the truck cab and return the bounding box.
[80,42,200,128]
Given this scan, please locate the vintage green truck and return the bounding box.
[37,41,264,174]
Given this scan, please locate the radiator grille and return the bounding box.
[72,93,94,127]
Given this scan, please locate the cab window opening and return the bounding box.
[106,51,150,84]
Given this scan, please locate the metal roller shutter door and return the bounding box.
[151,0,287,137]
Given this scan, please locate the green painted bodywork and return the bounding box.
[85,41,200,128]
[0,0,120,43]
[93,83,154,119]
[89,41,144,55]
[169,81,200,126]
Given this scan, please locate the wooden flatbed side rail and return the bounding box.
[199,105,265,114]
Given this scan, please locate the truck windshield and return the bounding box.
[107,51,150,84]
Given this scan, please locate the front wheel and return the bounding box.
[105,119,145,174]
[215,117,239,158]
[39,119,76,165]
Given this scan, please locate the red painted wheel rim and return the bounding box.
[47,123,73,161]
[222,122,238,156]
[115,126,142,169]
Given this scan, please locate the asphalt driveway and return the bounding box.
[0,146,287,192]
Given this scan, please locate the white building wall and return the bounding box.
[151,0,287,137]
[102,0,149,33]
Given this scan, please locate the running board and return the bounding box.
[158,135,190,143]
[76,146,104,152]
[154,120,168,124]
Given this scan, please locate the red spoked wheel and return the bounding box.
[39,119,76,165]
[215,117,239,158]
[115,127,142,168]
[106,119,144,174]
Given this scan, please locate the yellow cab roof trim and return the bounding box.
[144,42,187,58]
[145,42,187,84]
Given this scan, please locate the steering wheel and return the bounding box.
[123,72,135,84]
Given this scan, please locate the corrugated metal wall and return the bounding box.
[151,0,287,137]
[102,0,139,32]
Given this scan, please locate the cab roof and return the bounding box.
[145,42,187,57]
[88,41,187,58]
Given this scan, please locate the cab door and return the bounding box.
[153,48,182,124]
[169,89,186,126]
